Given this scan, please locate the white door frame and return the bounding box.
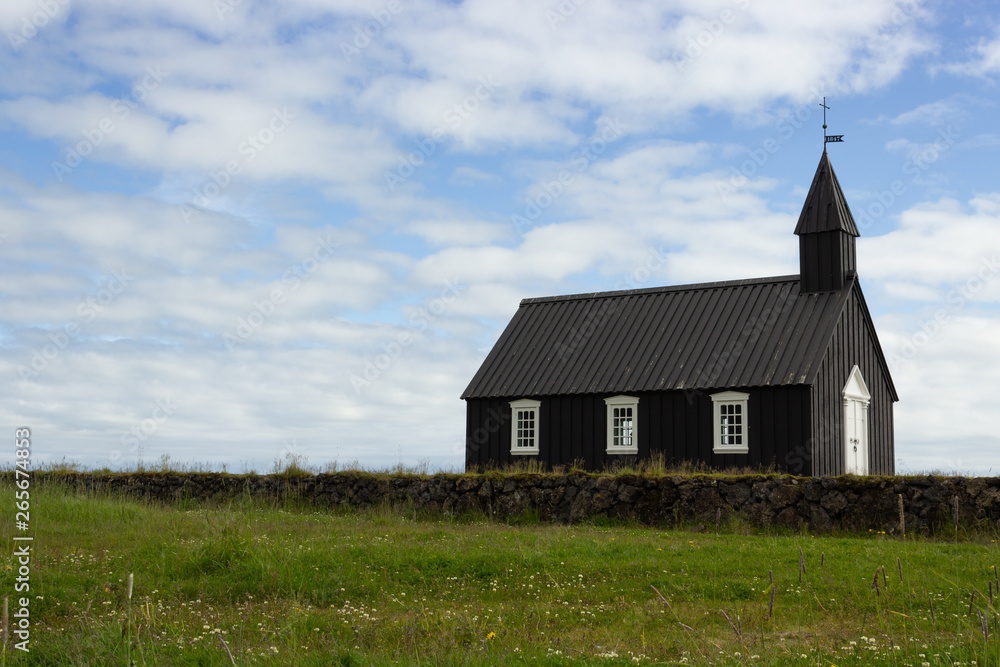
[842,365,871,475]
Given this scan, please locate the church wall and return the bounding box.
[811,284,895,476]
[465,385,813,473]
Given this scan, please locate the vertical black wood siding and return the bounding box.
[799,230,857,293]
[810,285,895,476]
[465,385,812,472]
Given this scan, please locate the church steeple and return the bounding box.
[794,151,859,293]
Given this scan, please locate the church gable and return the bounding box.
[807,280,898,476]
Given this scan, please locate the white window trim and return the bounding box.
[509,399,541,455]
[711,390,749,454]
[604,395,638,455]
[842,365,871,404]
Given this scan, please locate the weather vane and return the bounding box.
[821,97,844,145]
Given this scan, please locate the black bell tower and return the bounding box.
[794,150,859,293]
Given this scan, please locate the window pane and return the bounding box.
[515,408,537,449]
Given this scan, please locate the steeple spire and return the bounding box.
[795,152,859,293]
[820,96,844,147]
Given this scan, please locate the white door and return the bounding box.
[843,365,871,475]
[844,397,868,474]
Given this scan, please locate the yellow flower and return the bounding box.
[486,631,496,640]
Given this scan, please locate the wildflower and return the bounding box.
[486,631,496,640]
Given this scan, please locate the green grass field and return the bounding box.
[2,481,999,666]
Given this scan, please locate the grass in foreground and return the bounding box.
[2,482,1000,665]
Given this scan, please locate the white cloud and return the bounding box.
[887,96,970,125]
[3,0,997,477]
[408,218,510,247]
[449,166,503,186]
[943,26,1000,77]
[883,313,1000,474]
[0,0,936,201]
[860,196,1000,295]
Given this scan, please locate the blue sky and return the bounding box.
[3,0,1000,474]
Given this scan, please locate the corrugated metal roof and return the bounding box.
[794,151,860,236]
[461,275,854,399]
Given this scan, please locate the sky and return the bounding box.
[2,0,999,475]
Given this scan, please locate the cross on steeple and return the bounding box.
[820,96,844,147]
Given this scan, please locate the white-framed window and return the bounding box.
[509,399,540,455]
[711,391,749,454]
[604,395,638,454]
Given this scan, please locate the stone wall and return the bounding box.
[23,471,1000,535]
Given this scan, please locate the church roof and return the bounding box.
[461,275,857,399]
[794,150,860,236]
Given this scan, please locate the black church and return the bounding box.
[461,151,898,476]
